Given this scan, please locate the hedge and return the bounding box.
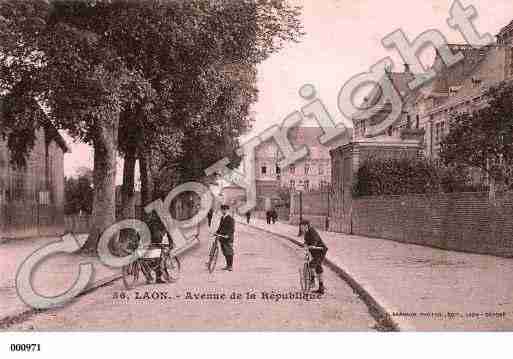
[352,157,484,197]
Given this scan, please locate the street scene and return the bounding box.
[5,224,376,331]
[1,0,513,347]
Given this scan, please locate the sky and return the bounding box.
[61,0,513,182]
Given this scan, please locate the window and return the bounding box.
[304,163,310,175]
[435,122,447,144]
[289,180,295,189]
[289,164,295,174]
[261,166,267,175]
[275,166,281,174]
[39,191,50,205]
[416,115,420,129]
[304,180,309,191]
[318,164,324,175]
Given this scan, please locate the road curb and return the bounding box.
[0,273,122,330]
[239,220,401,332]
[0,238,201,330]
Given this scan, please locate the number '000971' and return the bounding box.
[10,344,41,352]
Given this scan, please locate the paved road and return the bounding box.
[11,225,376,330]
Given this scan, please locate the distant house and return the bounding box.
[0,123,69,239]
[255,126,333,192]
[231,126,337,212]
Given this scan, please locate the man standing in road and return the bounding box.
[300,220,328,295]
[216,204,235,271]
[207,208,214,227]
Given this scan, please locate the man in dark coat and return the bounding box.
[207,208,214,227]
[216,204,235,271]
[144,214,166,284]
[300,219,328,294]
[271,209,278,224]
[245,210,251,224]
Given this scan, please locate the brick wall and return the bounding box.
[348,191,513,257]
[289,214,328,231]
[290,191,330,216]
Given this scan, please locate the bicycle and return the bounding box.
[206,233,226,273]
[299,247,315,292]
[122,243,181,290]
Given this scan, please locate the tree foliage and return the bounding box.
[65,168,94,215]
[440,81,513,190]
[0,0,304,252]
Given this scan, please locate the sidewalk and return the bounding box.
[0,234,120,324]
[238,216,513,331]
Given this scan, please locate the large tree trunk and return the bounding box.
[121,143,137,219]
[139,147,155,208]
[81,120,119,254]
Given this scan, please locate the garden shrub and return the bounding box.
[353,157,473,197]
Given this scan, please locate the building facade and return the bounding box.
[353,19,513,175]
[0,124,69,239]
[254,126,332,192]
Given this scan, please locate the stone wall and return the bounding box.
[341,191,513,257]
[289,214,328,231]
[290,191,330,216]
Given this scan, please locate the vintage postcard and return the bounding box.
[1,1,513,346]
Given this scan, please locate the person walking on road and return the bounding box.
[245,210,251,224]
[271,209,278,224]
[300,219,328,295]
[216,204,235,271]
[265,210,271,224]
[207,208,214,227]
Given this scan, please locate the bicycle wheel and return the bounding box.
[299,262,312,292]
[162,255,181,282]
[122,261,141,290]
[207,241,219,273]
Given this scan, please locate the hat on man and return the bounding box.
[221,204,230,210]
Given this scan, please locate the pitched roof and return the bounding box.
[497,20,513,42]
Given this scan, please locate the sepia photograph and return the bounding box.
[1,0,513,356]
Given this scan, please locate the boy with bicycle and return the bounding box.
[300,219,328,295]
[216,204,235,271]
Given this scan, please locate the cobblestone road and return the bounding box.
[11,225,376,330]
